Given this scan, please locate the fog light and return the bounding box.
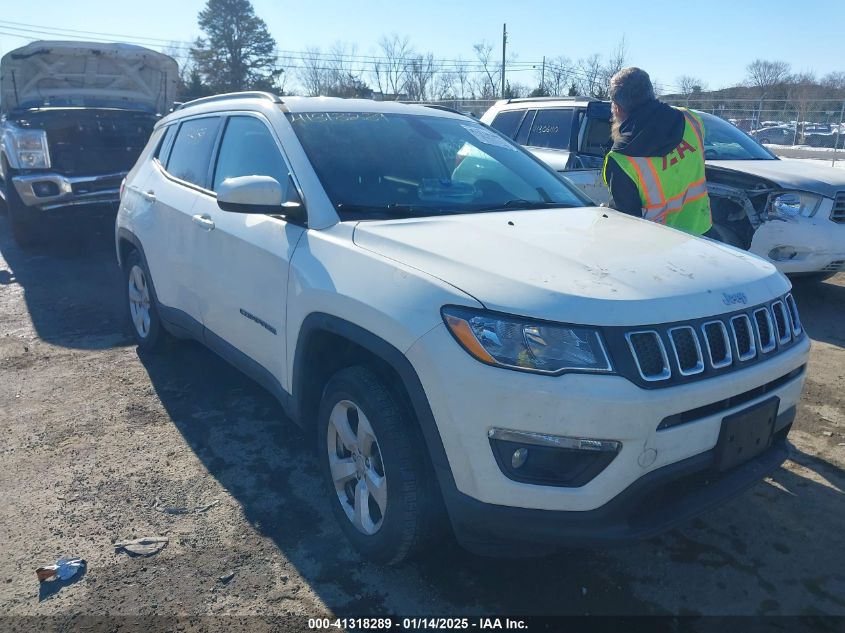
[32,181,59,198]
[768,246,799,261]
[489,428,620,488]
[511,448,529,469]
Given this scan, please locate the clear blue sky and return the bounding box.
[1,0,843,91]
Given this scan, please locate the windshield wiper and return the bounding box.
[471,200,577,212]
[336,202,448,218]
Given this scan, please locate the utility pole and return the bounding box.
[541,56,546,94]
[501,23,507,99]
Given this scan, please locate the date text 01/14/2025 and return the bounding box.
[307,617,528,630]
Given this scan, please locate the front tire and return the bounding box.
[124,249,169,352]
[318,366,437,565]
[3,163,42,247]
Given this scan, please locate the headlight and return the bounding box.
[8,128,51,169]
[769,191,822,219]
[441,306,613,374]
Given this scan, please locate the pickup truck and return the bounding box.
[0,41,178,245]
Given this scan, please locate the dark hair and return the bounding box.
[609,67,655,111]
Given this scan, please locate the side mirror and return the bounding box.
[217,175,305,222]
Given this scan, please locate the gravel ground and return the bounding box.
[0,211,844,623]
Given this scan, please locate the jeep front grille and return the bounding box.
[625,331,671,381]
[622,294,802,385]
[832,192,845,223]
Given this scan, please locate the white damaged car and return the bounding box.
[482,99,845,281]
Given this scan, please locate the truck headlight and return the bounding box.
[769,191,822,219]
[441,306,613,374]
[8,128,51,169]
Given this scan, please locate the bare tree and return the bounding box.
[406,53,437,101]
[434,70,457,100]
[472,41,499,99]
[677,75,708,105]
[576,54,604,98]
[821,71,845,91]
[789,72,820,143]
[745,59,790,128]
[544,56,572,96]
[373,34,413,98]
[746,59,791,97]
[453,57,471,99]
[600,36,627,97]
[297,47,331,96]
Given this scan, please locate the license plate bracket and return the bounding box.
[715,397,779,471]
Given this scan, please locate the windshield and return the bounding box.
[287,112,590,220]
[697,112,777,161]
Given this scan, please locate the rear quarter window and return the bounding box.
[165,116,223,188]
[526,109,575,150]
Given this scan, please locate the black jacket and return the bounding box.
[605,99,686,217]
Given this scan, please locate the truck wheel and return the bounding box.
[4,171,42,247]
[124,249,169,351]
[318,366,436,565]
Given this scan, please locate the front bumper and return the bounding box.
[750,213,845,275]
[406,323,809,547]
[444,424,792,553]
[12,171,125,210]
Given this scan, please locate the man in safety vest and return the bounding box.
[602,67,713,236]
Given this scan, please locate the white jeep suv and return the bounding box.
[116,92,809,564]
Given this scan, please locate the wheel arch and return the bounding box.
[291,313,455,492]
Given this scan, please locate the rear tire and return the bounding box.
[124,249,169,352]
[318,366,438,565]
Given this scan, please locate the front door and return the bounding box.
[190,114,305,390]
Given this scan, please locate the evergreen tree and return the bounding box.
[190,0,278,92]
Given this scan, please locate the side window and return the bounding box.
[166,116,223,188]
[155,124,177,164]
[212,116,288,191]
[490,110,526,139]
[514,110,537,145]
[526,109,575,150]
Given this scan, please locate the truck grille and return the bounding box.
[832,192,845,223]
[622,294,802,385]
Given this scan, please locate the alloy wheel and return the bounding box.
[326,399,388,535]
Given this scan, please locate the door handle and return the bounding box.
[192,214,215,230]
[127,186,156,202]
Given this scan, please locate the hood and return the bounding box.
[709,159,845,199]
[1,41,179,114]
[611,99,685,157]
[352,207,789,327]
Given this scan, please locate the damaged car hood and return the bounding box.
[709,159,845,199]
[353,207,789,327]
[1,41,178,114]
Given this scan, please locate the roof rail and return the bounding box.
[506,95,597,104]
[176,91,283,111]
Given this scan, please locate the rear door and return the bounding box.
[190,114,306,389]
[139,115,223,325]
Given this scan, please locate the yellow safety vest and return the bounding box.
[602,108,712,236]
